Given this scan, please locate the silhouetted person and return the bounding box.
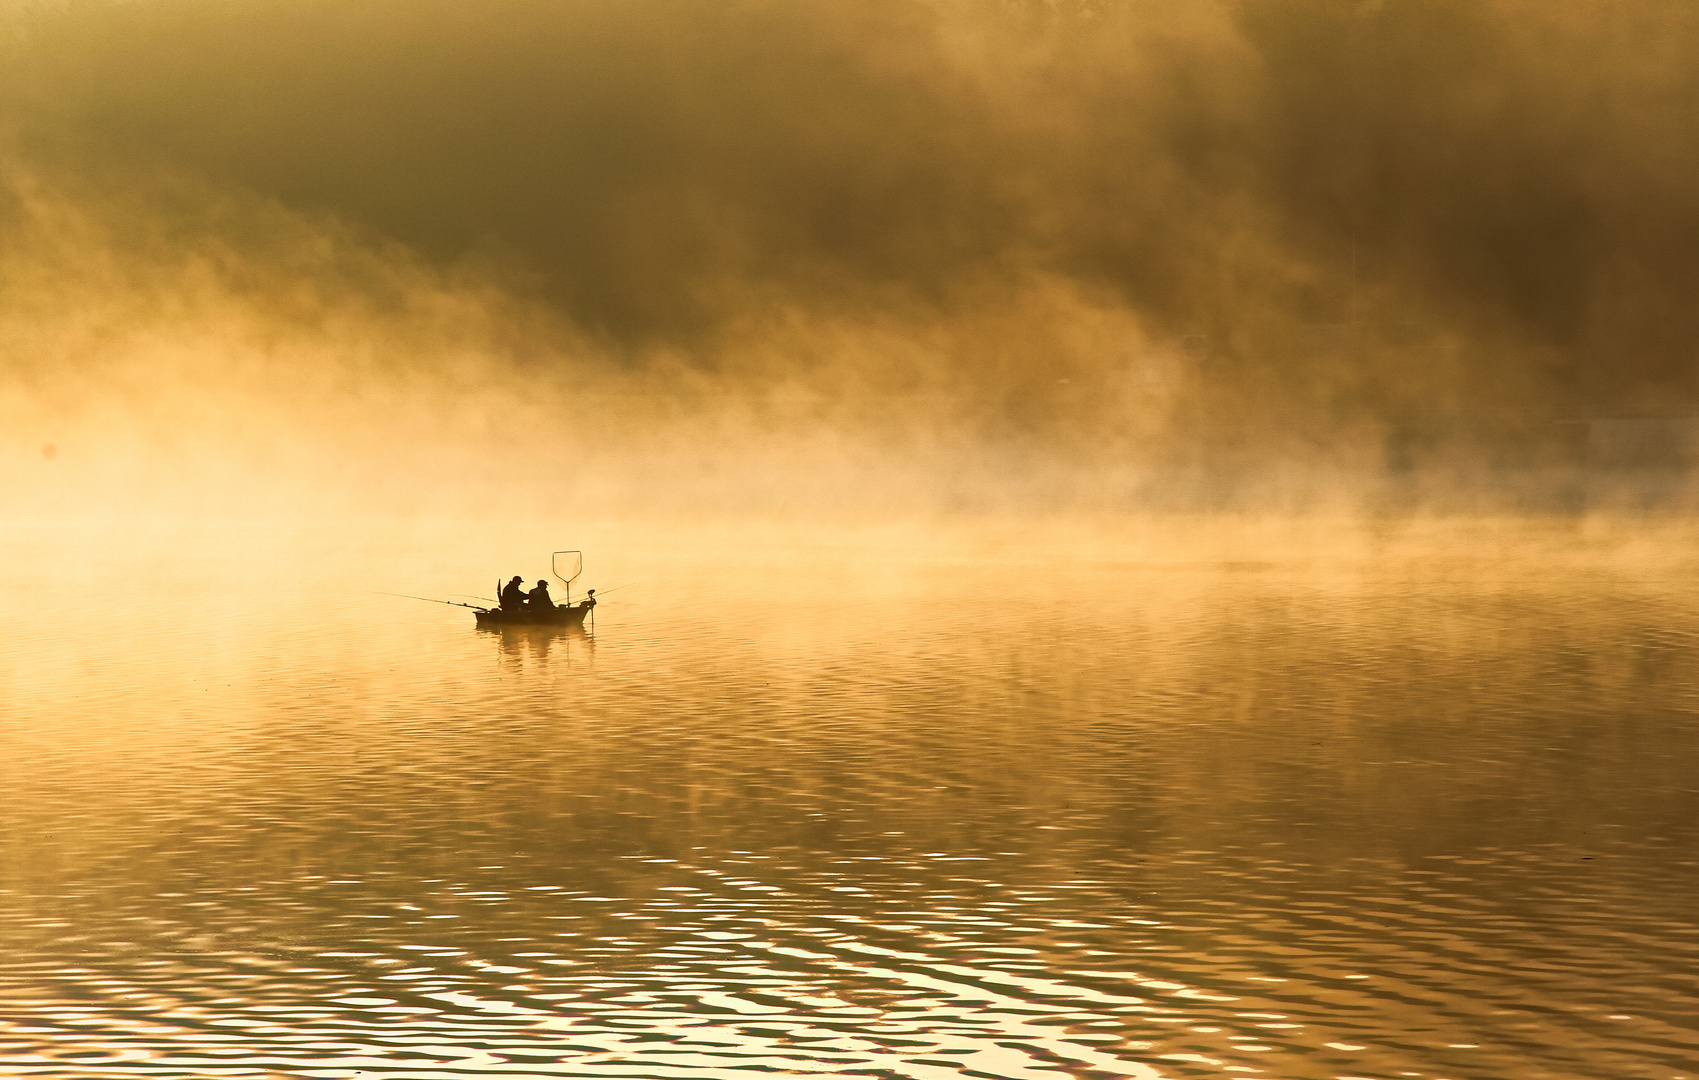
[500,575,526,611]
[527,579,554,611]
[582,589,597,610]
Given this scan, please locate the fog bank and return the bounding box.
[5,1,1699,516]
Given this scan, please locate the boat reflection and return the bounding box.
[482,620,593,666]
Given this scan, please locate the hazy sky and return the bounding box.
[4,0,1698,513]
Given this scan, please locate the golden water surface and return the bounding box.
[1,516,1695,1079]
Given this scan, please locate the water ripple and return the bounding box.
[3,521,1697,1078]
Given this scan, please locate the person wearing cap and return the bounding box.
[582,589,597,610]
[527,579,554,611]
[500,575,527,611]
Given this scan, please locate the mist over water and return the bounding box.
[5,0,1699,510]
[3,4,1699,1080]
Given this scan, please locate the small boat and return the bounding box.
[386,551,599,629]
[474,600,593,629]
[475,549,596,629]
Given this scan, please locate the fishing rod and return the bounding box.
[577,582,632,636]
[374,591,490,611]
[586,582,637,597]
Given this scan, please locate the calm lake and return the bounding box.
[2,515,1695,1079]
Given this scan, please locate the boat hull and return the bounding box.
[474,603,591,629]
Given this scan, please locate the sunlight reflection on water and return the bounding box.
[1,516,1696,1079]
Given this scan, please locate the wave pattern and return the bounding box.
[1,522,1696,1079]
